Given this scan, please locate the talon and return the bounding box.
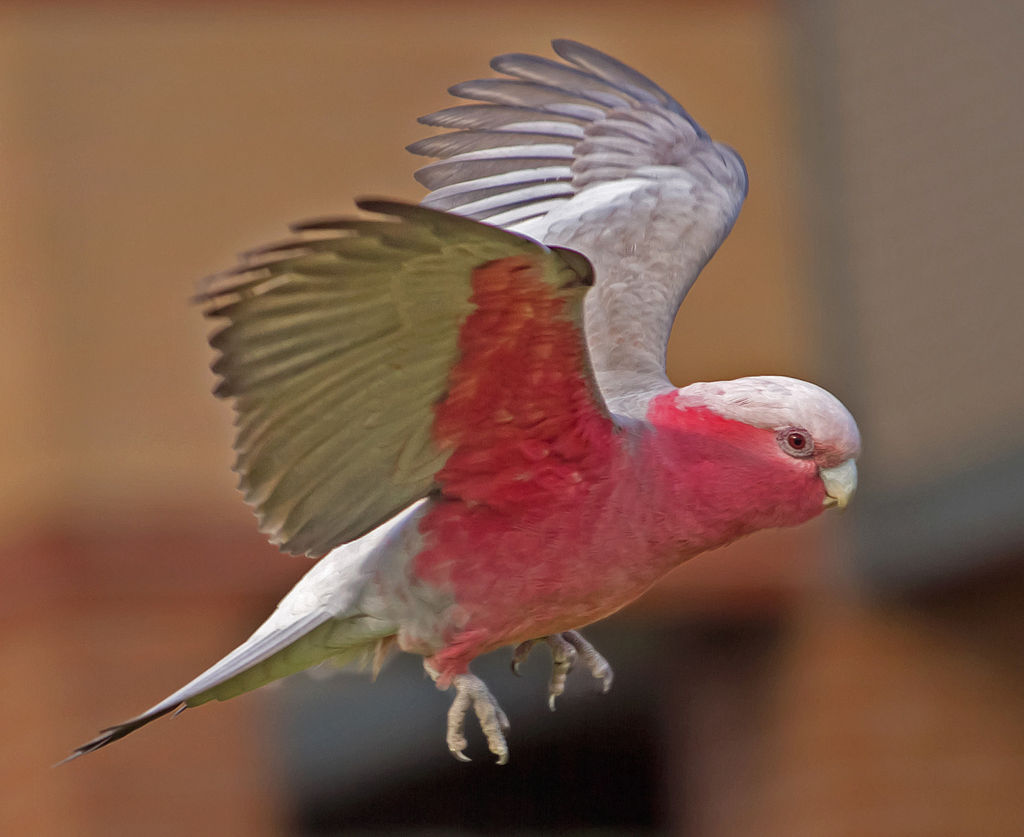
[563,630,614,693]
[510,638,540,676]
[510,632,615,713]
[432,666,511,765]
[543,633,578,709]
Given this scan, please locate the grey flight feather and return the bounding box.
[411,39,749,412]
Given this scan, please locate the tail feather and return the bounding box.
[62,512,410,764]
[58,702,186,764]
[61,609,336,763]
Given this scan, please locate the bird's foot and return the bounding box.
[511,630,614,710]
[443,672,511,764]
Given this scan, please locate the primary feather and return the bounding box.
[411,39,749,409]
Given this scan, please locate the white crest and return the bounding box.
[676,375,861,456]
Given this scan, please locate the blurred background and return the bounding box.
[2,1,1022,835]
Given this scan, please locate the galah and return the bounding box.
[68,40,859,765]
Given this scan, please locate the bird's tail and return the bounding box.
[61,608,395,763]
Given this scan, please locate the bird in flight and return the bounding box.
[67,39,859,765]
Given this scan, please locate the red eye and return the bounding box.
[778,427,814,458]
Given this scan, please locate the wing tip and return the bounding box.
[550,37,587,56]
[352,197,416,217]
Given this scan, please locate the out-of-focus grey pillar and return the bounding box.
[792,1,1024,591]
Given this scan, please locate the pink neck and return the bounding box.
[628,394,826,560]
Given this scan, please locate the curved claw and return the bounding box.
[510,638,541,676]
[442,672,511,765]
[512,631,615,709]
[563,630,614,693]
[543,633,578,711]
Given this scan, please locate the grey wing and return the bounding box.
[409,39,748,413]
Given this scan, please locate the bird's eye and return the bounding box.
[778,427,814,458]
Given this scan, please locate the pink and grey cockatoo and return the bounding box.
[68,40,859,764]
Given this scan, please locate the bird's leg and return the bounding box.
[563,630,614,693]
[425,662,510,764]
[541,634,578,710]
[511,630,614,710]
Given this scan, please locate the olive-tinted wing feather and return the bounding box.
[198,200,606,556]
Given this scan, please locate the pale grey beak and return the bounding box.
[820,459,857,509]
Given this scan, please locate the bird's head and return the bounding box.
[653,375,860,534]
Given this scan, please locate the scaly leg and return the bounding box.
[426,662,510,764]
[511,630,614,710]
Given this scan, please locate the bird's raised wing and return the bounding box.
[410,39,748,412]
[198,201,612,557]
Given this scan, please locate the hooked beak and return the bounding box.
[820,459,857,509]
